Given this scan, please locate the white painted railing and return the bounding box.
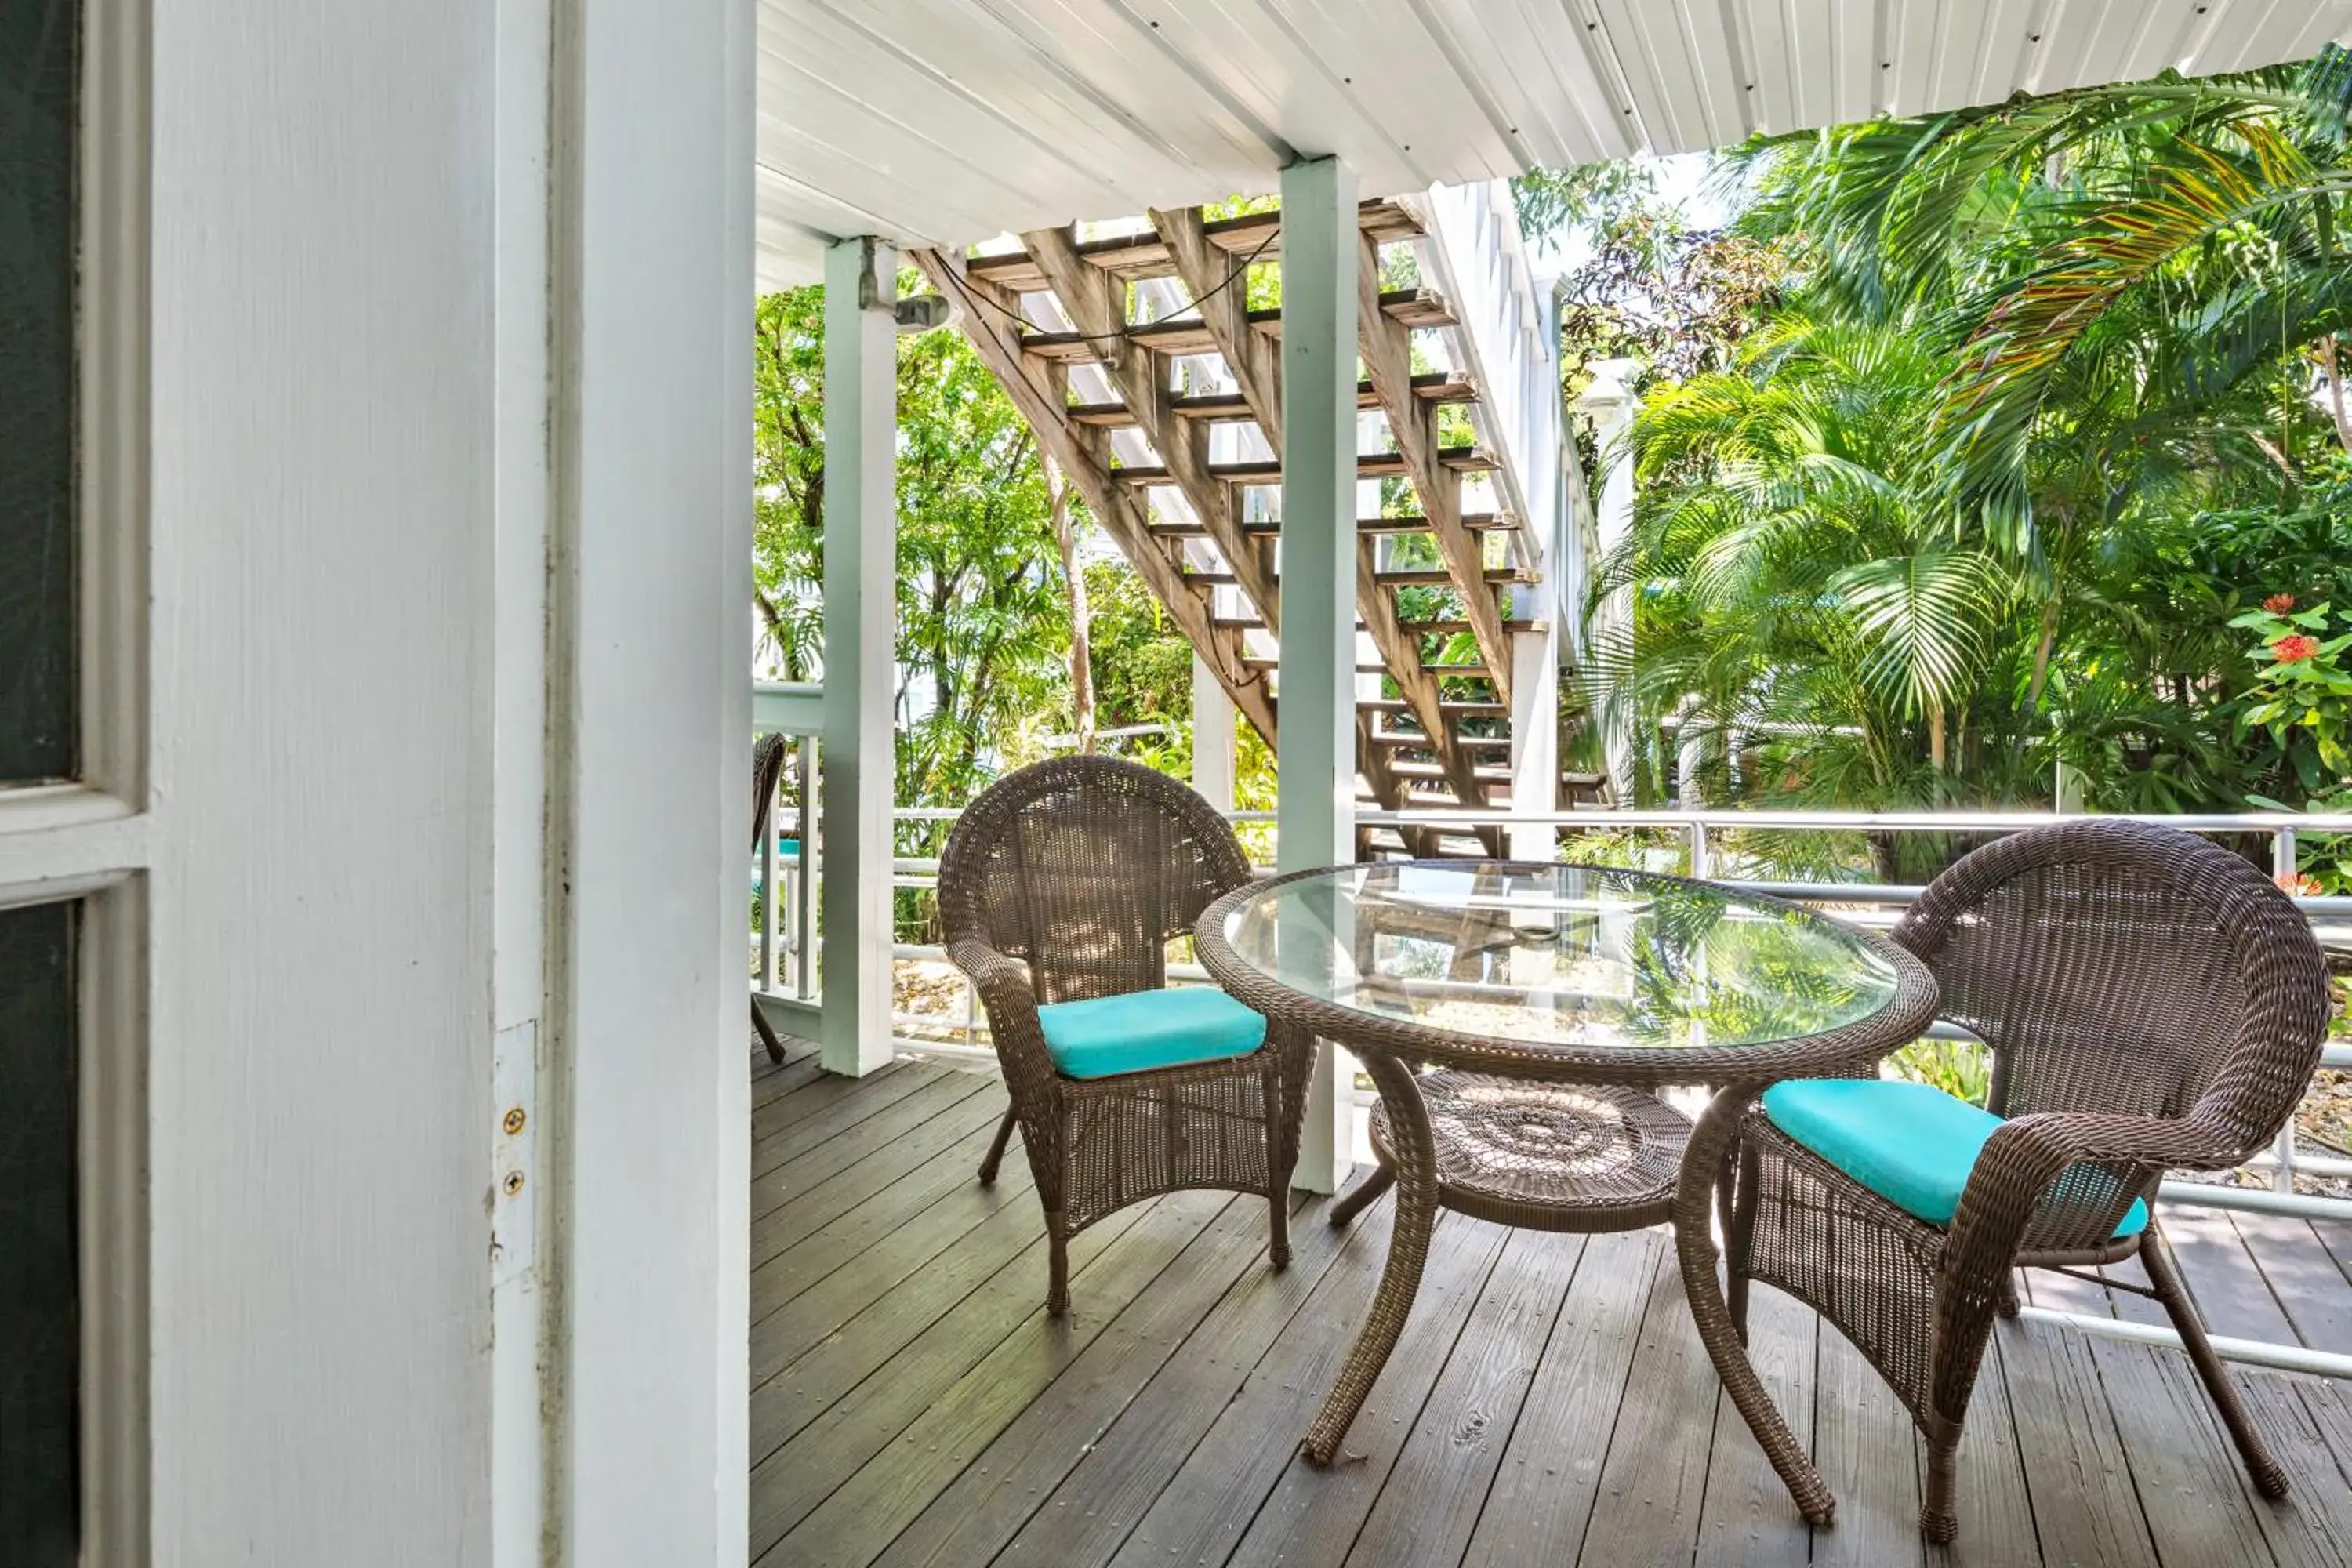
[1412,179,1567,596]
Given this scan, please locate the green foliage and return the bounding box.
[1577,45,2352,886]
[753,277,1076,816]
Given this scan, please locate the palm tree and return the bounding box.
[1733,46,2352,545]
[1596,316,2017,823]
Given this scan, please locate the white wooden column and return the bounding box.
[821,237,898,1078]
[1508,630,1559,860]
[1278,155,1359,1194]
[1191,653,1236,811]
[556,0,753,1559]
[1577,358,1642,802]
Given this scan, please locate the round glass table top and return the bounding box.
[1197,861,1929,1069]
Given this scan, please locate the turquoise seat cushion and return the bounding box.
[1036,985,1268,1080]
[1760,1078,2148,1237]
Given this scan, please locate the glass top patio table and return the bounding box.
[1196,859,1936,1085]
[1196,860,1940,1467]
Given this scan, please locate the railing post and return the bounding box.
[794,735,818,1000]
[758,773,778,993]
[2271,823,2300,1192]
[1688,818,1710,879]
[1279,154,1363,1196]
[820,237,898,1076]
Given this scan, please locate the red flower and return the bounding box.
[2274,633,2320,662]
[2264,592,2298,614]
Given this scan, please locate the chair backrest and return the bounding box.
[938,755,1253,1005]
[752,733,789,852]
[1893,820,2329,1156]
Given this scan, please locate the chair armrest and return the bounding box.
[1923,1109,2227,1426]
[945,935,1062,1114]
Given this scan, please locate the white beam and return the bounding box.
[557,0,752,1560]
[820,237,898,1077]
[1508,630,1558,861]
[1191,653,1236,812]
[1278,155,1359,1196]
[1577,358,1642,803]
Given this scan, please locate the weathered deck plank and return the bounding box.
[1220,1214,1511,1568]
[750,1074,1004,1259]
[1692,1279,1814,1568]
[744,1062,2352,1568]
[762,1191,1240,1567]
[750,1116,1026,1326]
[866,1196,1310,1568]
[2231,1209,2352,1355]
[1458,1227,1664,1566]
[1341,1229,1581,1568]
[753,1059,965,1178]
[752,1120,1036,1381]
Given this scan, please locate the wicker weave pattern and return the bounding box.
[1682,820,2332,1542]
[938,755,1315,1314]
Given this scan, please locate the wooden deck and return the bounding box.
[747,1046,2352,1568]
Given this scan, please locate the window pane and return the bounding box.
[0,0,80,782]
[0,901,78,1564]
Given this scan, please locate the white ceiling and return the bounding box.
[756,0,2352,288]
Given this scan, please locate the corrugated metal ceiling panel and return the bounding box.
[756,0,2352,288]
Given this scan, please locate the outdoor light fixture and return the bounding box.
[893,292,956,333]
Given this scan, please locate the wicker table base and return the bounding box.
[1305,1061,1693,1464]
[1329,1070,1689,1234]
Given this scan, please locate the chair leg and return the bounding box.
[1921,1427,1962,1544]
[1726,1139,1759,1344]
[1269,1185,1292,1270]
[1045,1208,1071,1318]
[1327,1161,1396,1229]
[2144,1230,2289,1499]
[750,998,787,1066]
[978,1106,1018,1185]
[1995,1272,2020,1319]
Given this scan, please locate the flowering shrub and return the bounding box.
[2231,595,2352,890]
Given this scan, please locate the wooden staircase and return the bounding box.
[913,196,1592,858]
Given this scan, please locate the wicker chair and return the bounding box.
[1712,820,2331,1541]
[750,732,791,1065]
[938,755,1316,1316]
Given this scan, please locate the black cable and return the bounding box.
[938,224,1279,344]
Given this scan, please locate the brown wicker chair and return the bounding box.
[750,732,791,1065]
[938,755,1316,1316]
[1705,819,2332,1541]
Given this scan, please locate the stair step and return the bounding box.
[1023,289,1454,365]
[1370,730,1513,751]
[1375,568,1531,587]
[1069,373,1474,428]
[1145,512,1513,541]
[962,198,1425,292]
[1212,616,1536,634]
[1388,761,1515,782]
[1116,445,1494,487]
[1362,698,1508,717]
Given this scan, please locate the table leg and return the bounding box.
[1675,1083,1838,1526]
[1303,1047,1436,1465]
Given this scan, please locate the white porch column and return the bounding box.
[1508,630,1559,860]
[1577,358,1642,802]
[1278,155,1359,1195]
[821,237,898,1078]
[1192,652,1236,811]
[556,0,753,1560]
